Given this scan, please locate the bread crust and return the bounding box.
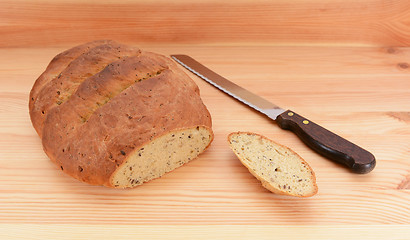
[30,40,213,187]
[228,132,318,197]
[29,40,123,136]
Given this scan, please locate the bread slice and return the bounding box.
[228,132,318,197]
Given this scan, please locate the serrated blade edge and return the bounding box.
[171,54,285,120]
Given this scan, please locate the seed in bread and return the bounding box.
[228,132,318,197]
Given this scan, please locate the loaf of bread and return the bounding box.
[228,132,317,197]
[29,40,214,188]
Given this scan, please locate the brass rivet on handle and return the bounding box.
[303,120,309,125]
[288,112,294,116]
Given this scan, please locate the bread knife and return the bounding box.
[171,54,376,174]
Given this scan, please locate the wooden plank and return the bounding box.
[1,0,410,47]
[0,45,409,238]
[0,224,409,240]
[0,45,409,226]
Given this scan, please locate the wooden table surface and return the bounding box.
[1,1,409,239]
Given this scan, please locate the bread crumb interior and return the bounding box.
[111,126,212,188]
[229,133,315,196]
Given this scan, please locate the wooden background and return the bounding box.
[0,0,409,239]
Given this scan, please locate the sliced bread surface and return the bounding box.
[228,132,318,197]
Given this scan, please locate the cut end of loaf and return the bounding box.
[228,132,317,197]
[110,126,213,188]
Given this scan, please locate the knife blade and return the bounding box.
[171,54,376,174]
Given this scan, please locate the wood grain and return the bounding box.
[1,225,410,240]
[1,0,410,47]
[2,1,410,238]
[0,44,409,239]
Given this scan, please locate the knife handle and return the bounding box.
[275,110,376,174]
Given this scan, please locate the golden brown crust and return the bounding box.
[30,40,213,187]
[29,41,141,137]
[228,131,318,197]
[29,40,113,104]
